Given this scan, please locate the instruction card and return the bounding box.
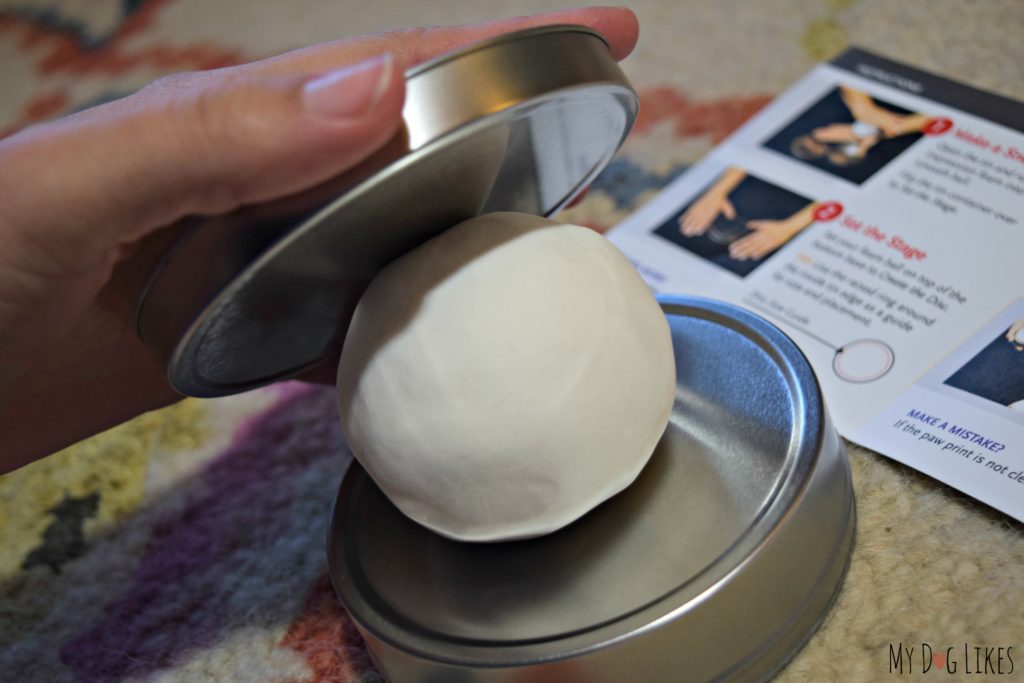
[609,48,1024,521]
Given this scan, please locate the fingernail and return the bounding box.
[303,54,394,120]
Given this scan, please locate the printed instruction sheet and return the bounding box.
[609,49,1024,521]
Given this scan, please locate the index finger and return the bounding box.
[243,7,639,77]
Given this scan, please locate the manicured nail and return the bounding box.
[303,54,394,120]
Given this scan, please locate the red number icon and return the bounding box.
[814,201,843,222]
[923,117,953,136]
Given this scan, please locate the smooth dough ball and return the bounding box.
[336,212,676,542]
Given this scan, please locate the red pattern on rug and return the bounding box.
[281,574,378,682]
[0,0,246,137]
[0,1,244,76]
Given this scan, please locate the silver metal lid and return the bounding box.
[327,297,856,682]
[135,26,638,396]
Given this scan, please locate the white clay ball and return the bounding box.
[337,212,675,542]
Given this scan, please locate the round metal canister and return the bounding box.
[134,26,637,397]
[327,296,855,683]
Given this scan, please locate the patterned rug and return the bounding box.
[2,1,1023,681]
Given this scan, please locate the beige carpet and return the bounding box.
[1,1,1022,681]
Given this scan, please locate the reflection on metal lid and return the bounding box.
[135,26,637,397]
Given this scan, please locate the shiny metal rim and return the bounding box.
[139,25,637,396]
[327,297,855,671]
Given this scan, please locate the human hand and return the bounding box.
[1007,318,1024,346]
[678,191,736,237]
[730,211,811,261]
[854,105,901,134]
[879,112,929,138]
[0,7,639,472]
[839,87,876,122]
[840,87,901,133]
[807,123,881,166]
[810,123,859,143]
[841,91,926,140]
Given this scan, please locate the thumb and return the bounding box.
[721,199,736,219]
[746,219,770,231]
[0,54,405,269]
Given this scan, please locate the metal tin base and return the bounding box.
[327,296,856,683]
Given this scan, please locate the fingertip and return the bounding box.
[302,54,405,123]
[171,63,408,216]
[489,6,639,61]
[288,56,407,175]
[579,6,640,60]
